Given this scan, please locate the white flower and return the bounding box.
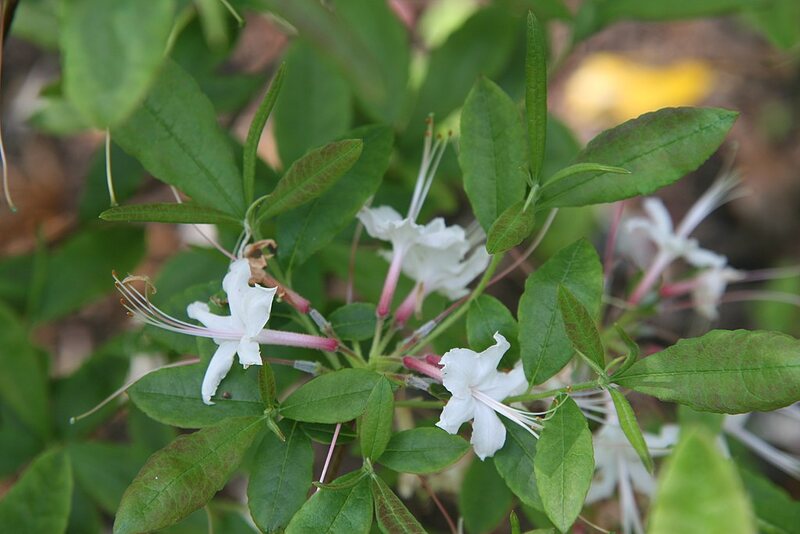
[724,413,800,479]
[584,392,678,534]
[691,266,745,320]
[185,259,276,404]
[436,333,536,460]
[116,259,338,405]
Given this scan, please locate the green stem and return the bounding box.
[259,361,277,408]
[394,400,445,409]
[505,380,600,403]
[368,317,385,360]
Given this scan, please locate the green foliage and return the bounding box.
[114,416,264,533]
[557,285,605,373]
[614,330,800,413]
[371,475,426,534]
[359,378,395,460]
[608,388,654,472]
[534,396,594,532]
[461,458,514,534]
[525,11,548,184]
[519,239,603,383]
[467,295,520,365]
[286,471,373,534]
[494,418,543,509]
[459,77,528,231]
[378,428,470,474]
[280,369,381,423]
[486,198,538,254]
[0,449,73,534]
[648,429,755,534]
[61,0,175,127]
[100,203,240,224]
[329,303,379,342]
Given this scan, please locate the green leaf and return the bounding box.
[614,329,800,413]
[61,0,174,127]
[100,203,240,224]
[461,458,514,534]
[243,63,285,204]
[0,449,72,534]
[534,396,594,533]
[525,11,547,184]
[739,466,800,534]
[329,303,378,341]
[459,77,528,231]
[360,378,395,460]
[410,6,519,127]
[543,162,629,187]
[486,198,537,254]
[34,226,145,323]
[114,416,264,534]
[607,388,653,472]
[467,295,520,366]
[273,40,352,167]
[519,239,603,384]
[538,107,738,209]
[556,285,605,373]
[113,60,245,217]
[128,363,264,428]
[371,475,425,534]
[248,420,313,533]
[80,141,144,221]
[280,369,381,423]
[648,429,755,534]
[494,417,542,510]
[276,125,393,270]
[259,139,364,220]
[0,303,50,439]
[286,471,373,534]
[378,428,469,474]
[69,442,149,514]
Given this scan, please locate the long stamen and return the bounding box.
[676,171,743,238]
[407,116,435,220]
[472,390,544,438]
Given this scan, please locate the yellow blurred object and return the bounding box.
[564,53,715,128]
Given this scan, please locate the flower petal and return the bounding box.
[357,206,404,241]
[187,302,237,336]
[201,341,237,405]
[481,362,528,401]
[470,402,507,460]
[642,198,674,236]
[436,395,475,434]
[237,338,262,368]
[222,259,254,320]
[241,285,277,338]
[472,333,511,388]
[440,348,480,398]
[585,461,618,503]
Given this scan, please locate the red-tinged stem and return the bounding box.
[403,356,442,381]
[419,476,458,534]
[660,278,698,298]
[628,251,671,306]
[257,329,338,351]
[394,284,421,328]
[316,423,341,492]
[377,250,405,318]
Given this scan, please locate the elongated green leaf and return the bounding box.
[259,139,363,220]
[614,330,800,413]
[286,471,373,534]
[113,60,245,217]
[329,302,378,342]
[280,369,381,423]
[61,0,174,127]
[0,449,72,534]
[410,6,519,128]
[0,303,49,440]
[534,396,594,533]
[371,475,425,534]
[538,107,738,209]
[248,420,313,533]
[378,428,469,474]
[100,203,239,224]
[273,41,351,167]
[543,162,629,187]
[461,458,514,534]
[487,198,537,254]
[494,418,542,510]
[519,239,603,384]
[243,63,285,204]
[277,125,393,270]
[526,11,547,183]
[114,416,264,534]
[607,388,653,472]
[557,285,605,372]
[128,364,263,428]
[648,429,754,534]
[360,378,395,460]
[739,466,800,534]
[459,77,528,231]
[467,295,520,366]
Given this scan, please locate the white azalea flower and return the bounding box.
[584,392,678,534]
[690,266,746,320]
[723,413,800,479]
[116,259,337,405]
[435,333,538,460]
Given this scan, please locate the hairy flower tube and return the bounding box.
[404,333,548,460]
[358,119,487,319]
[624,171,743,305]
[116,259,337,404]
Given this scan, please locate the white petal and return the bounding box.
[357,206,404,241]
[416,218,466,249]
[437,395,475,434]
[240,285,277,338]
[470,402,507,460]
[586,461,618,503]
[684,246,726,269]
[481,362,528,401]
[237,338,262,368]
[472,333,511,388]
[440,348,480,398]
[201,341,237,405]
[222,259,254,319]
[645,424,680,456]
[627,459,656,496]
[642,198,674,236]
[186,301,237,335]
